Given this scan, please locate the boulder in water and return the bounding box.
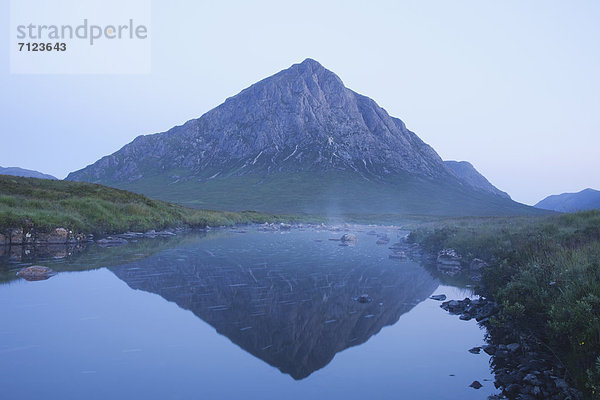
[340,234,357,243]
[355,294,372,303]
[16,265,57,281]
[469,381,483,389]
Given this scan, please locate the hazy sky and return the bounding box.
[1,0,599,205]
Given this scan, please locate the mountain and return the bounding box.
[67,58,544,216]
[0,166,56,180]
[535,188,600,212]
[444,161,510,199]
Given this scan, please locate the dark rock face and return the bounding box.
[444,161,510,199]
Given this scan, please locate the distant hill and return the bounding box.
[535,188,600,212]
[0,166,57,180]
[444,161,510,199]
[67,58,544,217]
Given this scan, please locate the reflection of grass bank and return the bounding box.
[0,229,237,285]
[0,175,292,235]
[407,211,600,397]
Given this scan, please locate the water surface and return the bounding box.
[0,226,496,399]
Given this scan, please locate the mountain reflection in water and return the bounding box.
[109,228,438,379]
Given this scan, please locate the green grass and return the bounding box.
[407,211,600,398]
[105,170,549,217]
[0,175,293,235]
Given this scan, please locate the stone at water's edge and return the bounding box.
[441,298,499,322]
[0,233,8,246]
[340,234,357,243]
[16,266,57,281]
[2,227,89,245]
[10,228,24,245]
[35,228,68,244]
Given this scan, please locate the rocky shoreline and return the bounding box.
[0,226,189,247]
[0,222,304,259]
[412,240,583,400]
[426,295,580,399]
[0,225,190,260]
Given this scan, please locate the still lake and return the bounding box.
[0,225,496,399]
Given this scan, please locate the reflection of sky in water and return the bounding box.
[0,227,496,399]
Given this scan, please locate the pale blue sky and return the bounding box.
[1,0,599,205]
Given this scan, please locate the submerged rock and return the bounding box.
[430,294,447,301]
[389,251,406,260]
[355,294,372,304]
[469,381,483,389]
[16,265,57,281]
[97,237,128,246]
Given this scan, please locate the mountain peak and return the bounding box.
[287,58,327,75]
[298,57,323,68]
[276,58,344,89]
[66,60,540,216]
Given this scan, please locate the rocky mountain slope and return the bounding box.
[444,161,510,199]
[67,59,543,216]
[535,188,600,212]
[0,166,56,180]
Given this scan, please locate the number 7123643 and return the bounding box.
[18,42,67,52]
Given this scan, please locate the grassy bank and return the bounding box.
[0,175,292,235]
[407,211,600,398]
[110,169,546,216]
